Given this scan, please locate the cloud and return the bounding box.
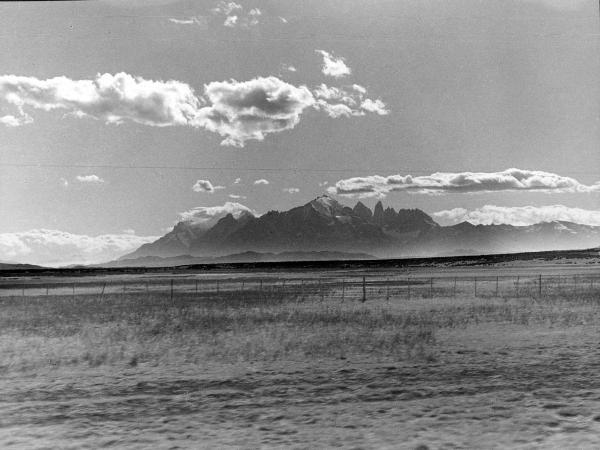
[524,0,588,11]
[316,50,351,78]
[283,187,300,194]
[0,73,388,146]
[0,72,203,127]
[433,205,600,227]
[328,168,600,198]
[75,174,105,184]
[0,229,158,266]
[178,202,256,229]
[233,177,241,184]
[60,177,69,188]
[211,2,261,28]
[282,65,297,73]
[211,1,242,15]
[196,76,315,147]
[168,17,205,25]
[192,179,225,193]
[312,83,388,118]
[254,179,270,185]
[228,194,247,199]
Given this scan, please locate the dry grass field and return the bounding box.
[2,266,600,448]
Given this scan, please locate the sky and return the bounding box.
[0,0,598,265]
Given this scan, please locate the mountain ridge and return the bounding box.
[121,195,600,262]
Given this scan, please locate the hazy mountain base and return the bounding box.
[123,196,600,262]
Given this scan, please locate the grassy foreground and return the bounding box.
[2,284,600,373]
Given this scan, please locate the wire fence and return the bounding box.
[2,273,600,302]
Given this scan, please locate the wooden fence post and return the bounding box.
[386,278,390,301]
[453,277,457,298]
[320,279,324,302]
[46,285,49,296]
[195,280,198,293]
[474,278,477,297]
[516,276,520,297]
[170,279,174,303]
[539,274,542,297]
[407,277,410,300]
[362,276,366,302]
[496,276,499,297]
[429,277,433,298]
[341,279,345,302]
[73,283,75,298]
[217,279,220,294]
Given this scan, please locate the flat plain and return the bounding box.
[2,259,600,449]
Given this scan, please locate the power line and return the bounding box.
[1,162,599,177]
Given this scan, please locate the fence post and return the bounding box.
[320,279,324,302]
[496,276,499,297]
[195,280,198,293]
[453,277,457,298]
[100,282,106,299]
[407,277,410,301]
[386,278,390,301]
[217,279,220,294]
[46,285,49,296]
[341,279,345,302]
[429,278,433,298]
[474,278,477,297]
[301,279,304,300]
[516,276,520,297]
[73,283,75,298]
[170,279,174,303]
[362,276,366,302]
[539,274,542,297]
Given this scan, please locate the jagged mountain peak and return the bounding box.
[353,201,373,221]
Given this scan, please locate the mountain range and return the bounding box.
[119,196,600,264]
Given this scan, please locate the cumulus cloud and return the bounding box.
[0,72,388,146]
[254,179,270,185]
[312,83,388,118]
[0,72,203,127]
[75,174,105,184]
[192,179,225,193]
[433,205,600,227]
[233,177,241,184]
[195,76,315,146]
[328,168,600,198]
[60,177,69,188]
[283,187,300,194]
[228,194,247,199]
[211,2,261,28]
[0,229,158,266]
[316,50,351,78]
[178,202,256,229]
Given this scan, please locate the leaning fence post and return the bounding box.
[341,279,345,302]
[496,276,499,297]
[195,280,198,293]
[100,282,106,299]
[539,274,542,297]
[407,277,410,300]
[362,276,366,302]
[170,279,174,303]
[73,283,75,298]
[474,278,477,297]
